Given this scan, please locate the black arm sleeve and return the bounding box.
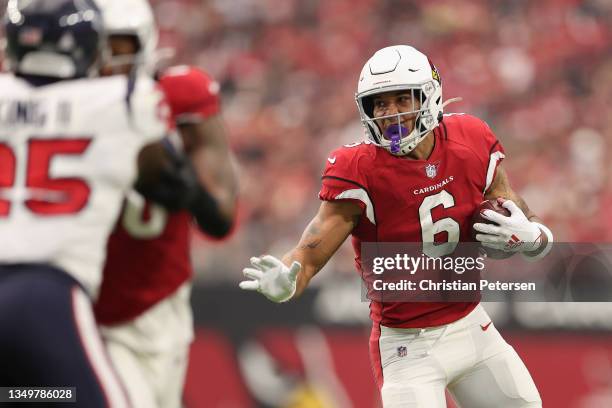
[187,184,233,238]
[135,138,233,237]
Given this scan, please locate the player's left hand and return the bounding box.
[473,199,543,253]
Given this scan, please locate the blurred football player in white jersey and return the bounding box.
[0,0,171,407]
[91,1,239,407]
[239,45,553,407]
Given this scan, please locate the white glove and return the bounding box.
[239,255,301,303]
[473,199,543,254]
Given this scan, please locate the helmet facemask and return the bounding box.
[356,80,442,156]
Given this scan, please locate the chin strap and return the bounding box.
[441,97,463,110]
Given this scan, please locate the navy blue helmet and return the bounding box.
[4,0,105,79]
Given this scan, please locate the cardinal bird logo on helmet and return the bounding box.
[429,58,441,85]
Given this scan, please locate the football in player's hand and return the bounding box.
[471,199,513,259]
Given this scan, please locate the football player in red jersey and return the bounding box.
[240,45,553,407]
[93,1,238,407]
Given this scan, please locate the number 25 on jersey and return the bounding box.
[0,138,92,217]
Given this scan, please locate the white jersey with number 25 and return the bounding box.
[0,73,167,297]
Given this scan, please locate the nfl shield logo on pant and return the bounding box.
[397,346,407,357]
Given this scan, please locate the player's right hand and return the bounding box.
[239,255,301,303]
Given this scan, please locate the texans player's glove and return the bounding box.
[473,199,551,258]
[239,255,301,303]
[135,138,231,236]
[135,137,200,211]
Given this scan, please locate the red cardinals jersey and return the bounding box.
[319,113,505,328]
[94,66,221,325]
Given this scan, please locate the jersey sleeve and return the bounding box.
[157,66,221,124]
[318,144,376,225]
[479,119,506,193]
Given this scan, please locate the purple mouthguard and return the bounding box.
[384,125,409,154]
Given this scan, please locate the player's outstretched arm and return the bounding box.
[135,116,238,237]
[477,165,553,260]
[239,200,361,302]
[179,115,239,237]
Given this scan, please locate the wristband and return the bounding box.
[522,222,553,262]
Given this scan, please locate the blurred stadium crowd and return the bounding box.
[149,0,611,281]
[4,0,610,282]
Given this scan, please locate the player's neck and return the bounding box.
[404,131,435,161]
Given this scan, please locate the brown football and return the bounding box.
[471,199,514,259]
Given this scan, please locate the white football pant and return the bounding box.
[377,305,542,407]
[100,283,194,408]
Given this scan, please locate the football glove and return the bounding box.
[473,199,543,254]
[135,137,200,211]
[239,255,301,303]
[135,138,232,237]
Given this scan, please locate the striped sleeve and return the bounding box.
[481,122,505,193]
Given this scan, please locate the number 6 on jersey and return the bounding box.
[419,190,460,258]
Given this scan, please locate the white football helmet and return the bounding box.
[94,0,158,73]
[356,45,444,156]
